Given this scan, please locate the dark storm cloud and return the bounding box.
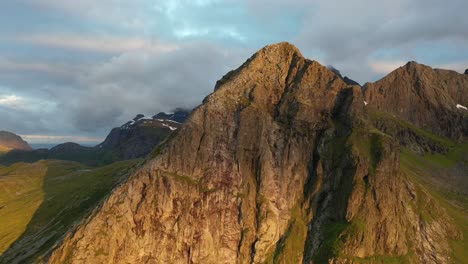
[65,42,248,132]
[293,0,468,82]
[0,41,249,139]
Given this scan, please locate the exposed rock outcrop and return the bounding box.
[48,43,461,264]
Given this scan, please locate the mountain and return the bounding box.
[343,76,360,86]
[0,112,190,263]
[0,131,32,153]
[97,112,186,160]
[327,65,360,86]
[47,43,466,263]
[363,61,468,197]
[0,111,190,166]
[363,62,468,140]
[153,108,191,123]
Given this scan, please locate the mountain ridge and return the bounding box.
[0,110,190,166]
[363,60,468,141]
[47,42,466,263]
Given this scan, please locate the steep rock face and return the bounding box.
[48,43,460,264]
[0,131,32,152]
[363,62,468,140]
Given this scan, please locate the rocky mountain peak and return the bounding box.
[48,43,463,264]
[393,60,431,78]
[153,109,190,123]
[364,61,468,139]
[133,114,145,121]
[49,43,369,263]
[256,41,303,60]
[465,68,468,75]
[214,42,310,91]
[404,60,423,68]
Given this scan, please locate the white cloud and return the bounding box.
[14,34,179,53]
[0,95,23,108]
[435,62,468,73]
[0,59,80,79]
[174,26,245,41]
[368,60,406,74]
[0,92,56,112]
[20,134,103,144]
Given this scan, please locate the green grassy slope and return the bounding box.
[0,162,49,254]
[401,147,468,264]
[370,110,468,263]
[0,148,116,167]
[0,159,140,263]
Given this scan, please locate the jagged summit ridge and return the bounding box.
[214,42,312,91]
[364,60,468,139]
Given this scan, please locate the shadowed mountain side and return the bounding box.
[0,159,140,263]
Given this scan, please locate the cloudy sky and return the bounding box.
[1,0,467,144]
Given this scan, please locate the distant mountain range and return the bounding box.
[0,109,190,166]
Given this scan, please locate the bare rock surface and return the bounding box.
[48,43,461,264]
[363,62,468,140]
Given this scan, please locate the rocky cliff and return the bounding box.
[48,43,464,263]
[363,62,468,141]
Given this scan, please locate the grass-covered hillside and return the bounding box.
[371,110,468,264]
[0,159,140,263]
[401,145,468,264]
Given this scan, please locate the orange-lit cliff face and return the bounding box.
[47,43,465,264]
[0,131,32,152]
